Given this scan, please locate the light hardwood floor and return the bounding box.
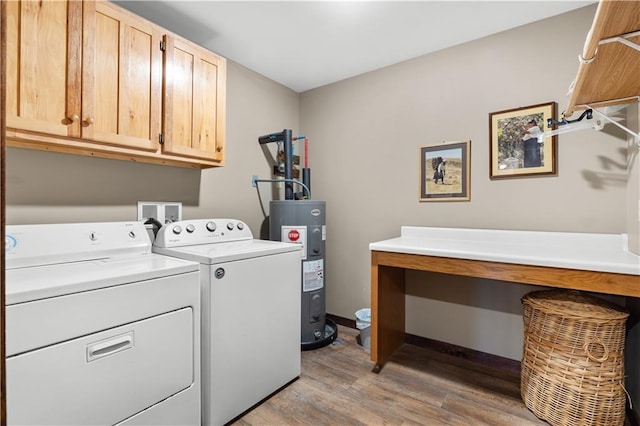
[232,325,556,426]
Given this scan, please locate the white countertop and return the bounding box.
[370,226,640,276]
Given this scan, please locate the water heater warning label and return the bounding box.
[281,226,307,259]
[303,259,324,292]
[288,229,300,241]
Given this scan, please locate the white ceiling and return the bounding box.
[115,1,594,93]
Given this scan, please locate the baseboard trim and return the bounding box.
[326,313,355,329]
[404,333,521,375]
[327,313,520,375]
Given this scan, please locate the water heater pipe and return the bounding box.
[254,178,311,199]
[283,129,293,199]
[258,129,294,199]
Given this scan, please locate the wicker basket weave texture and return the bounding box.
[521,290,629,426]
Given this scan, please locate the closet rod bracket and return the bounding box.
[585,104,640,148]
[539,102,640,147]
[580,29,640,62]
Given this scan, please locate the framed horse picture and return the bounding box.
[419,140,471,202]
[489,102,557,179]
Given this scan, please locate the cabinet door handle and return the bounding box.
[83,117,95,126]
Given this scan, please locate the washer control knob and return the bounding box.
[237,222,244,230]
[172,225,183,235]
[128,231,136,239]
[206,221,217,232]
[227,222,234,231]
[5,235,17,250]
[186,224,195,233]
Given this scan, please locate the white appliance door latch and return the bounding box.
[86,332,134,362]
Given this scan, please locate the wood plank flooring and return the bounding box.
[232,325,556,426]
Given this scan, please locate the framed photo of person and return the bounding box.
[419,140,471,202]
[489,102,557,179]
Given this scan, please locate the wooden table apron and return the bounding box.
[370,250,640,373]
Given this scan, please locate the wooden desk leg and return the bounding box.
[371,259,405,373]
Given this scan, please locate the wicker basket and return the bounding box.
[521,290,629,426]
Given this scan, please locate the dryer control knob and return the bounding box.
[237,222,244,230]
[226,222,234,231]
[206,221,217,232]
[186,224,195,233]
[172,225,183,235]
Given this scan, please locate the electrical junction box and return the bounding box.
[137,201,182,224]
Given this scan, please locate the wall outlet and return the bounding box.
[137,201,182,224]
[252,175,259,188]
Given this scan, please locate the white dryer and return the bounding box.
[153,218,302,426]
[5,221,201,425]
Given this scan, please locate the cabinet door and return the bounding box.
[163,35,226,162]
[6,0,82,137]
[81,1,162,151]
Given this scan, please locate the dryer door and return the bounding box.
[7,307,194,425]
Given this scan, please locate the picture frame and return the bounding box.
[489,101,557,179]
[419,140,470,202]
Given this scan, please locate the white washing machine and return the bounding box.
[5,221,201,425]
[153,218,302,426]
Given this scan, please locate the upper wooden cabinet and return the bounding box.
[6,0,81,137]
[81,1,162,151]
[163,35,226,162]
[5,0,226,168]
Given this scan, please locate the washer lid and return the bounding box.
[153,239,302,264]
[6,254,199,305]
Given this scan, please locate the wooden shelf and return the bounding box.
[565,0,640,117]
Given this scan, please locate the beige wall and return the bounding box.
[300,4,632,359]
[6,60,299,235]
